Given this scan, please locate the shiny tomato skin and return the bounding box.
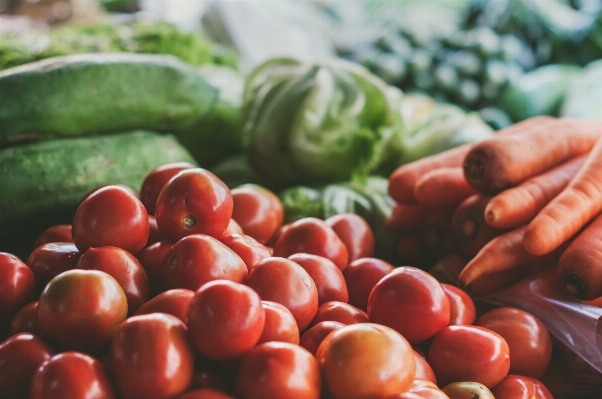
[135,240,173,296]
[9,301,41,336]
[72,185,150,254]
[178,388,237,399]
[325,213,375,262]
[33,224,73,249]
[111,313,195,399]
[258,300,300,345]
[187,280,265,360]
[273,217,349,270]
[140,162,197,215]
[491,374,554,399]
[234,341,321,399]
[312,301,369,326]
[37,269,128,354]
[223,218,245,236]
[26,243,81,289]
[30,351,117,399]
[231,184,284,245]
[0,333,55,399]
[219,234,271,274]
[134,288,194,323]
[368,266,450,344]
[288,253,348,305]
[162,234,248,291]
[77,246,150,315]
[427,325,510,389]
[343,257,394,311]
[441,284,477,326]
[155,168,233,241]
[0,253,36,326]
[299,320,345,356]
[316,323,416,399]
[385,379,448,399]
[413,350,437,384]
[245,257,318,331]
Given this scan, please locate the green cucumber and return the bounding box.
[0,53,218,145]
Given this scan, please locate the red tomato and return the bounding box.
[385,379,449,399]
[258,300,300,345]
[162,234,248,291]
[135,240,172,296]
[26,243,81,289]
[155,168,233,241]
[491,374,554,399]
[147,215,168,246]
[476,307,552,379]
[265,222,291,248]
[223,218,245,236]
[33,224,73,249]
[178,388,237,399]
[37,269,128,353]
[325,213,375,262]
[0,333,55,399]
[231,184,284,245]
[368,267,450,344]
[343,257,394,311]
[234,341,321,399]
[413,350,437,384]
[299,320,345,356]
[140,162,196,215]
[441,284,476,326]
[245,257,318,331]
[9,301,41,336]
[111,313,195,399]
[316,323,416,399]
[0,253,36,326]
[427,325,510,388]
[312,301,369,326]
[288,253,349,304]
[134,288,194,323]
[77,246,150,314]
[440,381,495,398]
[187,280,265,360]
[273,217,349,270]
[218,234,271,273]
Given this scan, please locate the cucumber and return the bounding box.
[0,131,197,259]
[0,53,218,145]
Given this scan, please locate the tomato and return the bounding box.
[0,253,36,328]
[368,267,450,344]
[155,168,233,241]
[258,300,300,345]
[30,351,117,399]
[187,280,265,360]
[161,234,248,291]
[325,213,375,262]
[111,313,195,399]
[316,323,416,399]
[37,269,128,354]
[440,381,495,399]
[218,234,271,274]
[441,284,476,326]
[231,184,284,245]
[273,217,349,270]
[413,350,437,384]
[9,301,41,336]
[475,307,552,379]
[299,320,345,356]
[265,223,291,248]
[33,224,73,249]
[135,240,172,296]
[178,388,237,399]
[0,333,55,399]
[245,257,318,331]
[311,301,369,326]
[288,253,349,304]
[223,218,245,236]
[234,341,321,399]
[140,162,196,215]
[134,288,194,323]
[343,257,394,311]
[491,374,554,399]
[147,215,168,246]
[26,243,81,290]
[77,246,149,314]
[385,379,448,399]
[427,325,510,388]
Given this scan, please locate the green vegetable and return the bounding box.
[561,59,602,120]
[209,154,268,190]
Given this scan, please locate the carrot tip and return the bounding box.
[463,157,485,180]
[460,216,479,240]
[485,210,495,222]
[561,272,588,299]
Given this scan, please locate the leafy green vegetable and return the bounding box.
[561,59,602,120]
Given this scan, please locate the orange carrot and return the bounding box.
[427,253,467,286]
[523,133,602,256]
[465,262,545,296]
[386,202,434,232]
[450,194,503,257]
[413,167,478,206]
[463,117,602,194]
[484,155,586,230]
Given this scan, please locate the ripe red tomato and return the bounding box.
[258,300,300,345]
[273,217,349,270]
[0,253,36,327]
[140,162,196,215]
[385,379,449,399]
[8,301,41,336]
[0,333,55,399]
[37,269,128,353]
[299,320,345,356]
[135,240,172,296]
[26,243,81,289]
[134,288,195,323]
[316,323,416,399]
[147,215,168,246]
[265,222,291,248]
[288,253,349,304]
[427,325,510,389]
[231,184,284,245]
[413,350,437,384]
[441,283,476,326]
[178,388,237,399]
[223,218,245,236]
[476,307,552,379]
[491,374,554,399]
[33,224,73,249]
[161,234,248,291]
[245,257,318,331]
[234,341,321,399]
[218,234,271,273]
[343,257,394,311]
[187,280,265,360]
[77,246,150,314]
[111,313,195,399]
[155,168,233,241]
[312,301,369,326]
[325,213,375,262]
[368,267,450,344]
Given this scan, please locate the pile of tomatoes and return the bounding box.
[0,162,556,399]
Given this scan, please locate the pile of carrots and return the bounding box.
[387,116,602,300]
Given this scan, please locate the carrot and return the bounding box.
[386,202,434,232]
[484,155,586,230]
[413,167,478,206]
[465,262,544,296]
[450,194,503,257]
[523,133,602,256]
[427,253,467,286]
[463,117,602,194]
